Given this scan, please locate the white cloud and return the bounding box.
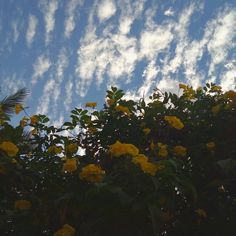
[75,1,236,100]
[32,55,51,85]
[64,79,74,110]
[35,48,69,119]
[156,77,180,94]
[64,0,84,38]
[137,60,159,97]
[36,79,55,114]
[161,2,204,86]
[118,0,145,34]
[97,0,116,22]
[39,0,58,44]
[220,61,236,91]
[11,21,20,43]
[164,8,174,16]
[26,15,38,47]
[1,73,26,94]
[139,25,173,60]
[52,48,69,103]
[207,8,236,76]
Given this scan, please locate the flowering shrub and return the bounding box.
[0,84,236,236]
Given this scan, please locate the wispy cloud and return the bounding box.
[97,0,117,22]
[26,14,38,47]
[64,0,84,38]
[76,1,236,100]
[75,0,145,96]
[64,79,74,111]
[164,8,174,16]
[207,7,236,77]
[36,79,55,114]
[39,0,58,44]
[220,61,236,91]
[36,48,69,117]
[1,73,26,94]
[118,0,145,34]
[32,55,52,85]
[11,20,20,43]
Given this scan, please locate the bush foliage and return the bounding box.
[0,83,236,236]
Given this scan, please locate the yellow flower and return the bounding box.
[109,141,139,157]
[54,224,75,236]
[48,145,63,155]
[150,141,156,150]
[14,200,31,211]
[0,141,19,157]
[132,154,163,176]
[85,102,97,108]
[80,164,104,183]
[30,115,38,125]
[132,154,149,165]
[107,99,115,106]
[157,142,168,158]
[206,141,215,150]
[164,116,184,130]
[143,128,151,135]
[65,143,78,153]
[173,145,187,157]
[115,105,131,116]
[20,116,29,127]
[211,104,221,116]
[15,104,23,114]
[195,209,207,218]
[63,158,77,173]
[140,161,159,176]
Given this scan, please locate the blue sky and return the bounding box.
[1,0,236,125]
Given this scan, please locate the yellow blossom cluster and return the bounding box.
[132,154,162,176]
[14,199,31,211]
[65,143,78,153]
[109,141,139,157]
[20,116,29,127]
[115,105,131,116]
[48,145,63,155]
[0,141,19,157]
[85,102,97,108]
[195,209,207,218]
[173,145,187,157]
[63,158,77,173]
[54,224,75,236]
[15,104,23,115]
[164,116,184,130]
[30,115,39,125]
[157,142,168,158]
[107,99,115,106]
[206,141,215,151]
[143,128,151,135]
[80,164,104,183]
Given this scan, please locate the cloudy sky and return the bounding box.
[1,0,236,125]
